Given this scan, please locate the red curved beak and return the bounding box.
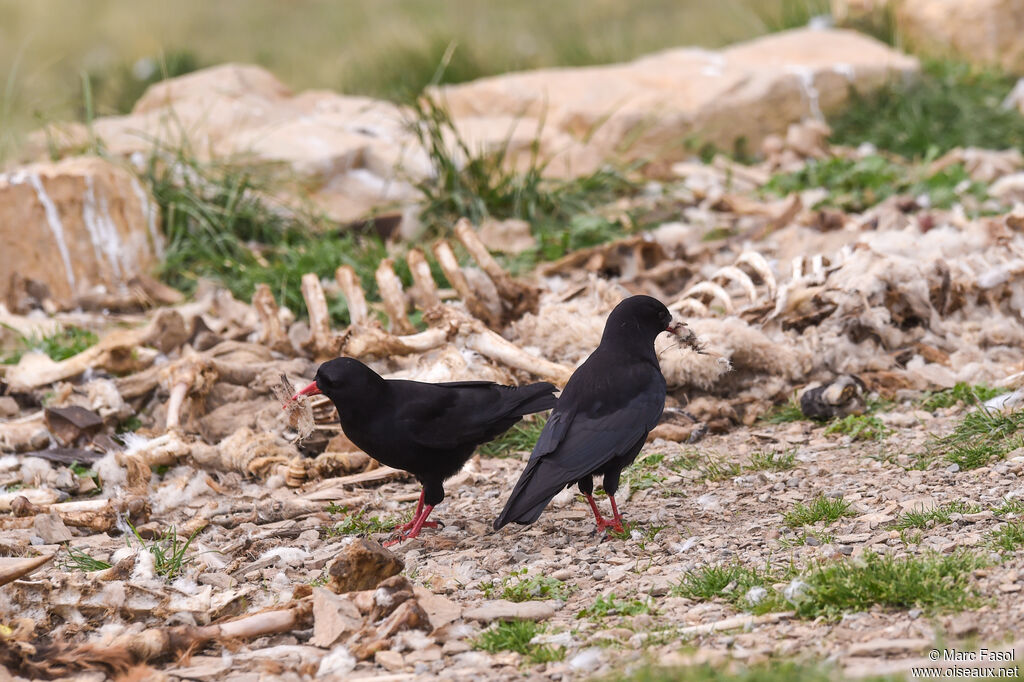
[291,381,322,400]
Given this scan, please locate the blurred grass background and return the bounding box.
[0,0,829,158]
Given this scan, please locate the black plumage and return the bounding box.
[293,357,556,543]
[494,295,675,534]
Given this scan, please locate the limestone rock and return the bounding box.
[326,538,403,593]
[32,513,72,544]
[463,599,556,622]
[437,28,918,174]
[0,157,164,308]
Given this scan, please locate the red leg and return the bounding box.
[395,491,439,532]
[607,494,626,533]
[585,493,624,534]
[384,504,436,546]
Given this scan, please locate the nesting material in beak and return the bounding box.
[666,321,706,354]
[291,382,322,401]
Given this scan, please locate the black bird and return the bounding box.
[292,358,557,544]
[494,295,678,534]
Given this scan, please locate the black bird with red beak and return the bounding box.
[494,295,677,535]
[292,358,556,544]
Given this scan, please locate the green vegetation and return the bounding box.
[784,495,855,527]
[676,551,990,621]
[793,550,990,619]
[577,593,654,620]
[148,148,391,326]
[762,154,986,213]
[481,568,575,602]
[611,660,904,682]
[621,452,667,491]
[474,620,566,664]
[892,500,982,530]
[928,407,1024,470]
[411,95,640,269]
[993,498,1024,517]
[921,383,1007,411]
[778,530,835,549]
[699,456,743,482]
[823,414,891,442]
[747,450,797,472]
[830,60,1024,159]
[673,562,788,613]
[988,521,1024,554]
[126,522,201,579]
[1,325,98,365]
[323,507,397,536]
[759,397,806,424]
[58,547,112,572]
[478,416,547,457]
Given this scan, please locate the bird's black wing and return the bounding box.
[392,380,556,451]
[494,361,664,528]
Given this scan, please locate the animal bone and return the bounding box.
[301,273,342,361]
[252,284,293,354]
[432,240,500,328]
[736,250,777,298]
[159,352,218,431]
[0,487,60,512]
[0,553,53,587]
[335,265,369,326]
[672,282,735,315]
[375,258,415,335]
[406,248,440,309]
[711,265,758,303]
[454,217,540,321]
[424,306,572,385]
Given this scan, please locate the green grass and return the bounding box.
[621,452,667,491]
[673,562,787,613]
[58,547,112,572]
[577,593,654,620]
[478,416,547,457]
[672,550,990,621]
[322,507,398,537]
[784,495,855,528]
[1,325,98,365]
[746,450,797,472]
[125,522,200,579]
[993,498,1024,517]
[611,660,904,682]
[481,568,575,602]
[778,530,835,549]
[988,521,1024,554]
[921,383,1007,411]
[146,145,396,326]
[891,500,982,530]
[830,59,1024,159]
[762,154,986,213]
[410,95,640,270]
[759,397,806,424]
[928,407,1024,470]
[793,550,990,620]
[699,456,743,482]
[823,414,891,442]
[474,620,566,665]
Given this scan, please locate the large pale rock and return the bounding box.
[0,157,164,307]
[33,64,426,224]
[326,538,403,593]
[438,28,919,175]
[834,0,1024,74]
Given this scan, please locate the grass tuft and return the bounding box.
[830,59,1024,159]
[746,450,796,472]
[474,620,566,665]
[784,495,855,527]
[823,414,891,442]
[759,397,806,424]
[481,568,575,602]
[988,521,1024,554]
[478,416,547,457]
[794,550,990,619]
[576,593,654,620]
[921,383,1006,411]
[1,325,98,365]
[126,521,200,579]
[323,506,397,537]
[58,546,112,572]
[762,154,986,213]
[891,500,981,530]
[928,407,1024,470]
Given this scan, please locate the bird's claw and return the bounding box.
[394,520,440,532]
